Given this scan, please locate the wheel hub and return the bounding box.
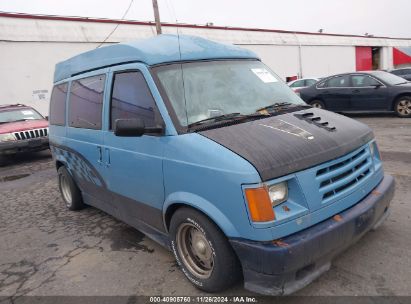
[397,99,411,115]
[176,223,214,279]
[60,175,72,206]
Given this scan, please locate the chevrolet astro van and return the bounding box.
[49,35,395,295]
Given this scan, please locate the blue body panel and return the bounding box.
[54,35,259,83]
[162,133,261,238]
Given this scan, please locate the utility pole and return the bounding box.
[152,0,162,35]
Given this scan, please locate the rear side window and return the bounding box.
[324,75,350,88]
[351,75,380,87]
[69,75,105,130]
[289,80,304,88]
[305,79,318,86]
[110,71,157,129]
[49,83,68,126]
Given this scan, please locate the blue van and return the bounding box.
[49,35,395,295]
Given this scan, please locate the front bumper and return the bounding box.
[0,137,49,155]
[230,174,395,295]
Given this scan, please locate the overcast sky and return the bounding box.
[0,0,410,38]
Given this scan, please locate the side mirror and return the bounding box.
[374,83,383,89]
[45,116,49,121]
[114,118,163,137]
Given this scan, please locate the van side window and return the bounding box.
[69,75,105,130]
[49,83,68,126]
[111,71,156,129]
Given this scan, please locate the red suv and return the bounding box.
[0,104,49,155]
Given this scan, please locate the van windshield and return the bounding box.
[152,60,304,128]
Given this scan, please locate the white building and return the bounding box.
[1,12,411,115]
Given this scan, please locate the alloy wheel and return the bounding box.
[397,99,411,116]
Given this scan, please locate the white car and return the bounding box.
[288,78,320,93]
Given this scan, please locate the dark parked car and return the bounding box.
[299,71,411,117]
[390,68,411,81]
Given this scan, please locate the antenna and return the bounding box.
[166,0,189,126]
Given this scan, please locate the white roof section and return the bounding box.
[1,12,411,47]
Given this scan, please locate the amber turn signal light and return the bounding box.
[245,187,276,222]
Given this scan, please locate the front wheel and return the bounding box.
[394,96,411,118]
[170,208,242,292]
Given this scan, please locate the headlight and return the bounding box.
[369,141,381,160]
[268,182,288,207]
[0,133,16,142]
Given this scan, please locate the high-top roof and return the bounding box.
[54,34,259,82]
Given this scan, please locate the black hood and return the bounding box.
[199,108,374,181]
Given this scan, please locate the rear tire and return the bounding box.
[310,100,325,109]
[394,96,411,118]
[57,166,84,211]
[170,208,242,293]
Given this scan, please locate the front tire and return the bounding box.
[310,100,325,109]
[57,166,84,211]
[170,208,242,292]
[394,96,411,118]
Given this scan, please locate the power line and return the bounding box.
[96,0,135,48]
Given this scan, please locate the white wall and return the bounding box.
[0,41,101,115]
[242,45,300,80]
[300,46,356,78]
[380,46,394,70]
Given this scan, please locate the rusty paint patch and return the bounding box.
[282,205,291,212]
[333,214,343,222]
[272,240,289,247]
[372,190,382,196]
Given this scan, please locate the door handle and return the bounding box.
[352,89,360,93]
[97,146,102,164]
[105,147,111,167]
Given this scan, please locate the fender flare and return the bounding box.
[163,191,240,238]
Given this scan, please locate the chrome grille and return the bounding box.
[13,128,48,140]
[316,147,373,203]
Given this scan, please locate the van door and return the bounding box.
[102,66,166,233]
[65,74,112,213]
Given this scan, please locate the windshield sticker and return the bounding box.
[259,120,314,140]
[21,110,34,115]
[251,68,278,83]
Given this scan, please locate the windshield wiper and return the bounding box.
[188,112,270,130]
[256,102,312,113]
[255,102,294,112]
[188,113,245,128]
[396,81,410,85]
